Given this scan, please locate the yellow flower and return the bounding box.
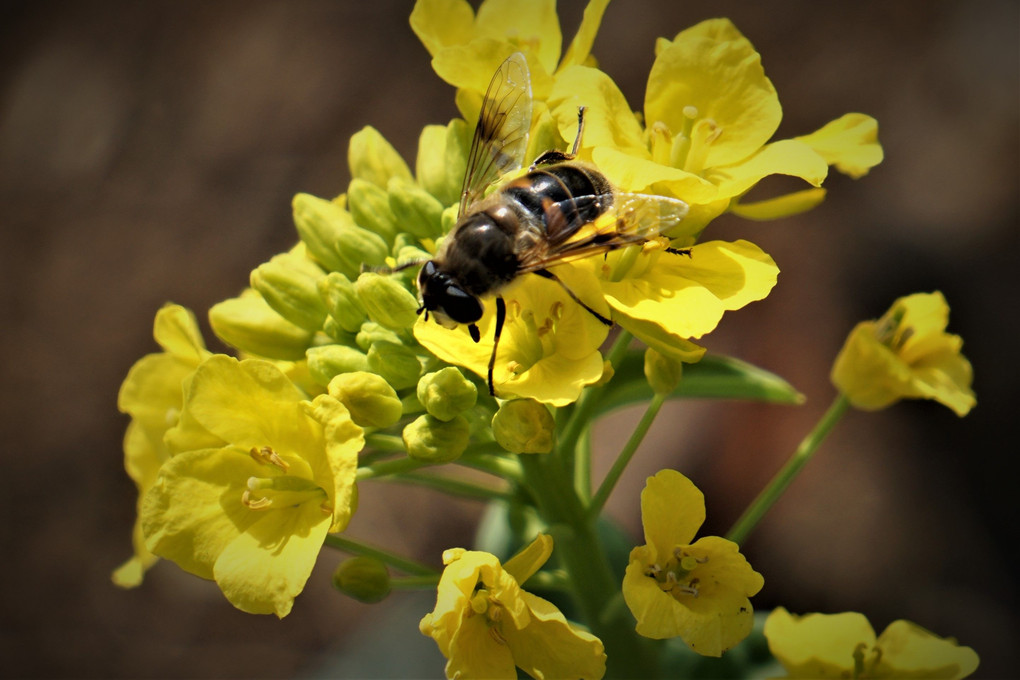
[623,469,763,656]
[414,266,609,405]
[764,607,979,679]
[141,355,363,617]
[420,535,606,680]
[113,304,210,588]
[585,238,779,362]
[411,0,610,102]
[831,291,975,416]
[550,18,883,233]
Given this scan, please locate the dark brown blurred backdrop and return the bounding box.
[2,1,1017,677]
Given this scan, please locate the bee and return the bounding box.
[413,52,689,396]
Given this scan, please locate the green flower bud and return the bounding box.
[209,289,312,361]
[402,414,469,463]
[249,250,328,332]
[644,346,683,395]
[367,341,421,390]
[292,193,388,278]
[440,203,459,236]
[388,177,444,239]
[417,367,478,422]
[356,321,403,352]
[327,371,403,428]
[348,178,398,244]
[348,126,412,189]
[322,316,357,345]
[332,555,391,603]
[492,399,555,454]
[401,391,425,415]
[318,272,367,333]
[416,119,470,207]
[355,272,419,331]
[306,344,370,387]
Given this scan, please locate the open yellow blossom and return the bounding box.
[623,469,763,656]
[549,18,883,233]
[420,535,606,680]
[142,355,363,617]
[764,607,979,679]
[113,304,210,588]
[414,265,609,405]
[831,291,975,416]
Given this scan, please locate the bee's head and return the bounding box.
[416,260,483,328]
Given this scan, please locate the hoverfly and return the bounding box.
[412,52,689,396]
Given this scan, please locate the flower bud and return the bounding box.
[644,346,683,395]
[355,272,420,331]
[416,119,470,207]
[388,177,444,239]
[417,367,478,422]
[249,250,328,332]
[327,371,403,428]
[492,399,555,454]
[292,193,388,278]
[318,272,367,334]
[348,126,412,189]
[348,178,399,243]
[332,555,391,603]
[321,316,357,345]
[402,414,470,463]
[306,344,370,387]
[367,341,422,390]
[209,289,312,361]
[356,322,403,352]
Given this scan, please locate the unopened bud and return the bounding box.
[249,250,328,332]
[327,371,403,428]
[209,290,312,361]
[355,272,420,331]
[306,344,370,387]
[492,399,555,454]
[417,367,478,422]
[348,126,413,189]
[348,178,399,243]
[402,414,470,463]
[388,177,444,239]
[367,341,422,390]
[292,193,388,278]
[356,322,403,352]
[332,555,391,603]
[644,347,683,395]
[318,272,367,334]
[416,119,470,208]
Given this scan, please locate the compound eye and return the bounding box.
[442,285,483,324]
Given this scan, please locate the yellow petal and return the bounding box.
[590,147,717,204]
[503,534,553,585]
[797,113,884,179]
[708,139,829,200]
[645,19,781,171]
[730,187,828,221]
[551,66,647,157]
[509,591,607,680]
[874,620,979,679]
[559,0,611,70]
[764,608,876,677]
[409,0,475,57]
[475,0,561,76]
[641,469,704,551]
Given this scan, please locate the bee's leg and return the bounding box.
[529,107,588,169]
[665,247,692,257]
[487,296,507,396]
[533,269,612,326]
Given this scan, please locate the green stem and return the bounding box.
[518,454,658,679]
[364,433,406,452]
[456,452,524,483]
[726,394,851,545]
[356,456,432,481]
[323,534,437,577]
[386,471,512,502]
[588,391,666,521]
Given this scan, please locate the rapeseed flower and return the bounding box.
[764,607,979,679]
[141,355,363,617]
[831,291,975,416]
[623,469,763,656]
[113,304,210,587]
[420,535,606,679]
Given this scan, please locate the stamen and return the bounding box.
[250,446,290,472]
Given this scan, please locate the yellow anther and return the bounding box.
[250,445,290,472]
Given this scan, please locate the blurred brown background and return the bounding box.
[2,1,1017,677]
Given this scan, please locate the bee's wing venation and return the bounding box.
[516,192,689,273]
[459,52,533,217]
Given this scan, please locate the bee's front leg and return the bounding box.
[487,296,507,397]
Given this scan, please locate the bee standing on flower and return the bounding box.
[410,52,690,395]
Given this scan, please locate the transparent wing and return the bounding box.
[459,52,533,217]
[516,192,689,272]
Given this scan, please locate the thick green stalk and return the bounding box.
[726,394,850,544]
